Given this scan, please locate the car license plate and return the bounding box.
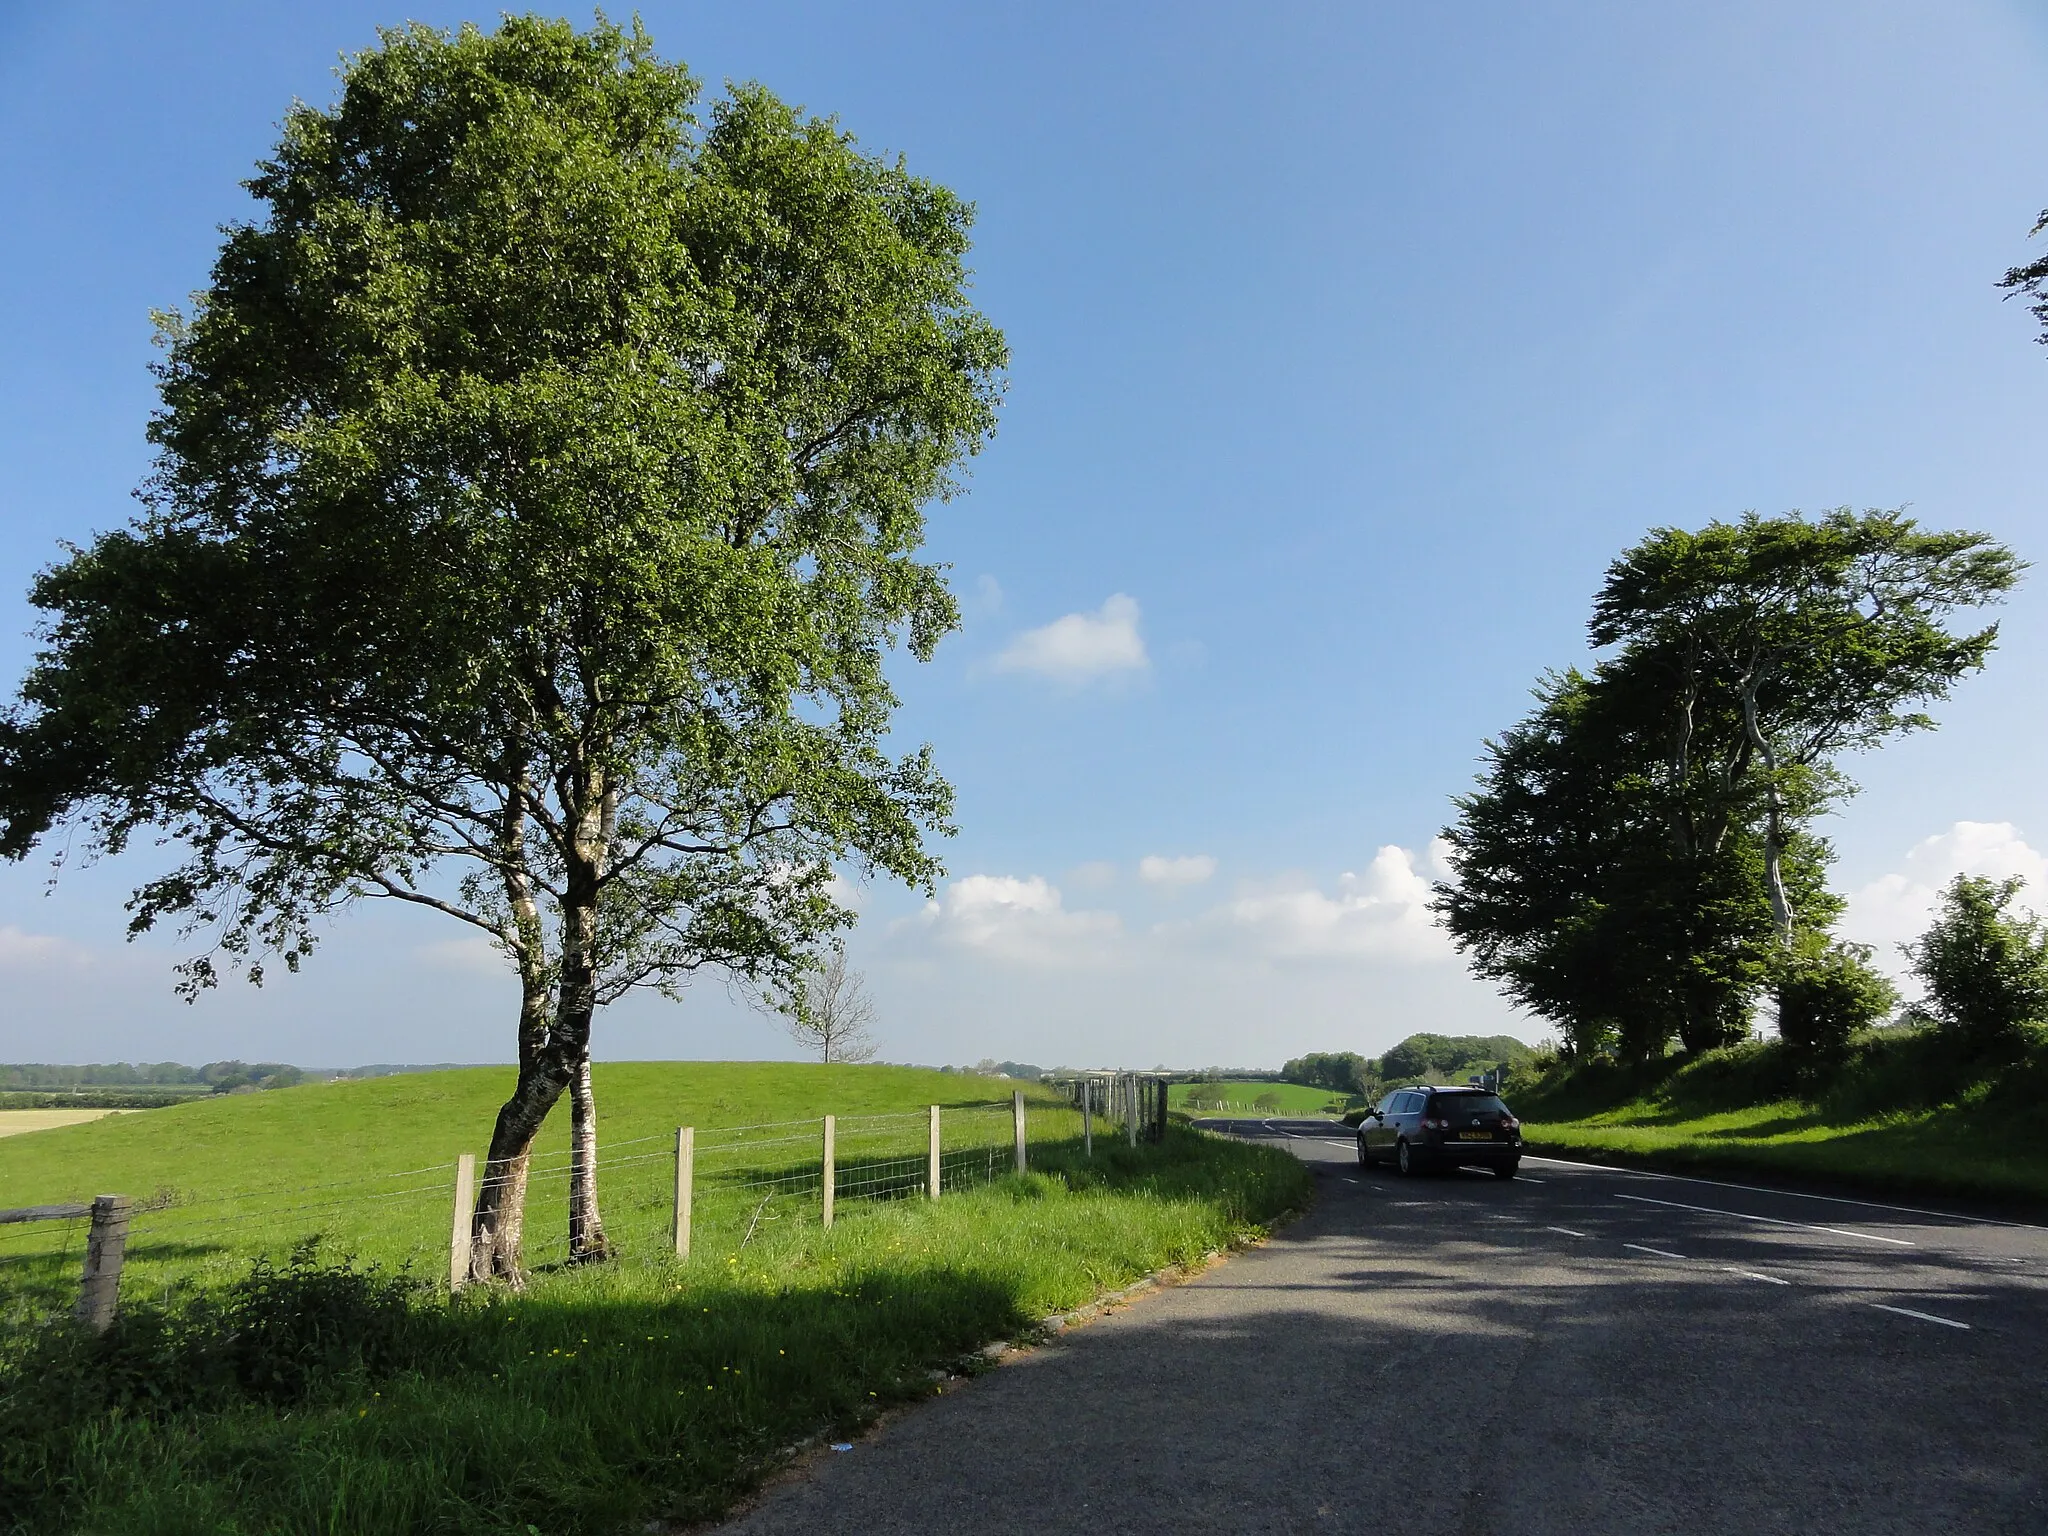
[1459,1131,1493,1140]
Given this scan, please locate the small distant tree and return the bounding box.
[1772,938,1895,1064]
[1903,876,2048,1052]
[779,950,880,1064]
[1252,1090,1281,1112]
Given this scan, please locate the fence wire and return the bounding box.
[2,1093,1116,1311]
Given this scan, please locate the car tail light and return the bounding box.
[1503,1115,1520,1130]
[1424,1116,1446,1130]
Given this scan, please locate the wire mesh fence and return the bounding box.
[1,1089,1120,1323]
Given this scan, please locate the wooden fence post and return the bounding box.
[1083,1078,1093,1159]
[928,1104,941,1200]
[1013,1089,1028,1173]
[821,1115,836,1228]
[1125,1074,1137,1147]
[74,1194,132,1333]
[674,1126,694,1259]
[448,1154,476,1292]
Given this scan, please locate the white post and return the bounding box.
[448,1154,475,1292]
[822,1115,836,1228]
[1013,1089,1028,1173]
[1083,1079,1093,1159]
[928,1104,942,1200]
[1126,1074,1137,1147]
[673,1127,694,1259]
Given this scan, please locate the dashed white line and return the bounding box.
[1515,1175,1548,1183]
[1545,1225,1590,1238]
[1521,1154,2047,1231]
[1623,1243,1686,1259]
[1870,1303,1970,1331]
[1614,1192,1914,1246]
[1724,1267,1790,1286]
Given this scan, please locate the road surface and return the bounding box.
[716,1117,2048,1534]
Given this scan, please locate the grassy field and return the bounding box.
[1515,1030,2048,1210]
[0,1109,140,1139]
[0,1063,1311,1534]
[1169,1080,1353,1116]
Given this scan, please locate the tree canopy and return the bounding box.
[1437,510,2018,1062]
[0,16,1004,1278]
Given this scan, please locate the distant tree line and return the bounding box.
[0,1061,301,1092]
[1281,1034,1538,1100]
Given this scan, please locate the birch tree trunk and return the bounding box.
[568,1047,610,1263]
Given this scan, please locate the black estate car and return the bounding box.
[1356,1086,1522,1178]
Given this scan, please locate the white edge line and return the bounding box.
[1615,1192,1915,1246]
[1522,1154,2044,1231]
[1544,1225,1590,1238]
[1623,1243,1686,1259]
[1870,1303,1971,1331]
[1724,1267,1791,1285]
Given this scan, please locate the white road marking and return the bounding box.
[1624,1243,1686,1259]
[1545,1225,1590,1238]
[1523,1154,2045,1231]
[1724,1267,1790,1285]
[1515,1176,1548,1183]
[1614,1192,1914,1246]
[1870,1303,1970,1330]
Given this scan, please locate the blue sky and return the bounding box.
[1,1,2045,1070]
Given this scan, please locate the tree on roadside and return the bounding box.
[777,949,880,1064]
[1903,876,2048,1053]
[1591,510,2020,946]
[1771,938,1896,1066]
[1439,510,2017,1063]
[0,18,1003,1281]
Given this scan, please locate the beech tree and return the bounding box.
[0,18,1004,1280]
[1439,510,2016,1061]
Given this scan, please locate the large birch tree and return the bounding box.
[0,16,1005,1280]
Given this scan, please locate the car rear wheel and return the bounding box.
[1357,1134,1374,1168]
[1396,1139,1415,1176]
[1493,1162,1518,1180]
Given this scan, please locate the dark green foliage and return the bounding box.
[1375,1033,1535,1086]
[1904,875,2048,1052]
[1,1245,441,1523]
[1773,940,1896,1065]
[1439,510,2018,1063]
[1280,1051,1373,1094]
[1996,208,2048,345]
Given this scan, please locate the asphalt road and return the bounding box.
[715,1118,2048,1534]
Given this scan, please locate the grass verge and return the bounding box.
[1,1124,1308,1535]
[1515,1027,2048,1212]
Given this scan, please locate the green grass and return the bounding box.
[1515,1029,2048,1208]
[0,1064,1311,1534]
[0,1063,1069,1307]
[1169,1080,1353,1116]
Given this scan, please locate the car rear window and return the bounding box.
[1431,1094,1507,1122]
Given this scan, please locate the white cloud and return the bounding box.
[413,936,508,975]
[0,926,92,972]
[1066,860,1119,889]
[1842,821,2048,968]
[992,593,1148,682]
[1139,854,1216,887]
[1198,844,1451,963]
[970,574,1004,617]
[903,874,1122,966]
